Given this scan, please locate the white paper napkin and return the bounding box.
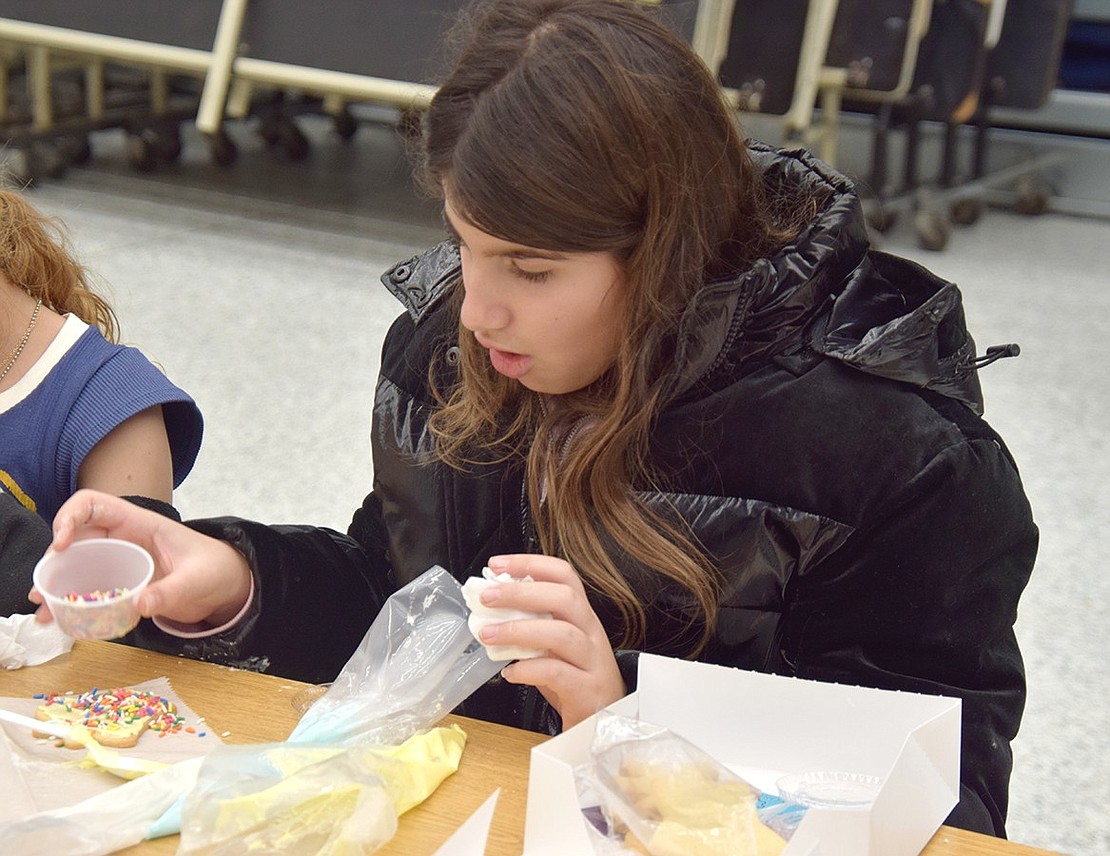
[0,613,73,670]
[0,676,223,824]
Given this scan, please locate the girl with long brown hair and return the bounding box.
[38,0,1033,837]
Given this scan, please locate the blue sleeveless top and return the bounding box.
[0,324,203,523]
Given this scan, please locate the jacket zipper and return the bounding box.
[698,263,768,383]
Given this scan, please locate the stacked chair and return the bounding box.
[0,0,1077,244]
[840,0,1075,250]
[958,0,1077,216]
[0,0,723,185]
[0,1,222,184]
[718,0,1076,250]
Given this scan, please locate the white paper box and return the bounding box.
[524,654,960,856]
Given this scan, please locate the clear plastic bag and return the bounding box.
[175,725,469,856]
[177,744,397,855]
[0,564,500,856]
[0,755,203,855]
[289,564,502,747]
[175,565,500,854]
[584,710,805,856]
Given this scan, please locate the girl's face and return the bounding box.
[445,199,626,395]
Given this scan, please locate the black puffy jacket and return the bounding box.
[138,145,1036,837]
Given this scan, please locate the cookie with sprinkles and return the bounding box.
[33,687,183,749]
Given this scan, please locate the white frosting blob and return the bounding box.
[461,566,552,661]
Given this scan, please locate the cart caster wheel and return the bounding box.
[66,134,93,166]
[153,122,183,163]
[276,121,310,160]
[334,109,358,141]
[949,196,982,226]
[914,210,950,252]
[34,141,69,179]
[1014,191,1048,216]
[11,141,68,180]
[126,133,158,173]
[1013,175,1049,216]
[258,113,282,147]
[126,124,181,171]
[209,129,238,167]
[865,205,897,234]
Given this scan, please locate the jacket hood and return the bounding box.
[670,143,984,413]
[381,143,985,413]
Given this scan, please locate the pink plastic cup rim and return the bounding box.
[33,538,153,639]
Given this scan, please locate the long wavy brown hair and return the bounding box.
[0,189,119,341]
[421,0,812,653]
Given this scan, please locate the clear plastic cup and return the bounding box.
[775,770,884,809]
[33,538,154,640]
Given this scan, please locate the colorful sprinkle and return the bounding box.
[37,687,184,736]
[60,587,129,603]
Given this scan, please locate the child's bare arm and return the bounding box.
[76,405,174,503]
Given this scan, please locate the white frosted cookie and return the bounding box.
[461,567,552,661]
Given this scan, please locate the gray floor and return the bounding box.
[8,115,1108,855]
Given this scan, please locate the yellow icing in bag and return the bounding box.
[178,725,467,855]
[364,723,468,814]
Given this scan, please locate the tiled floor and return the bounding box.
[10,114,1109,855]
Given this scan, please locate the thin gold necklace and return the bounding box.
[0,298,43,386]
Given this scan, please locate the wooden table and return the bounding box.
[0,641,1061,855]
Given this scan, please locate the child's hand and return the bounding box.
[477,553,626,729]
[33,490,252,629]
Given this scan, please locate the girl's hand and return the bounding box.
[30,489,252,628]
[478,554,626,729]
